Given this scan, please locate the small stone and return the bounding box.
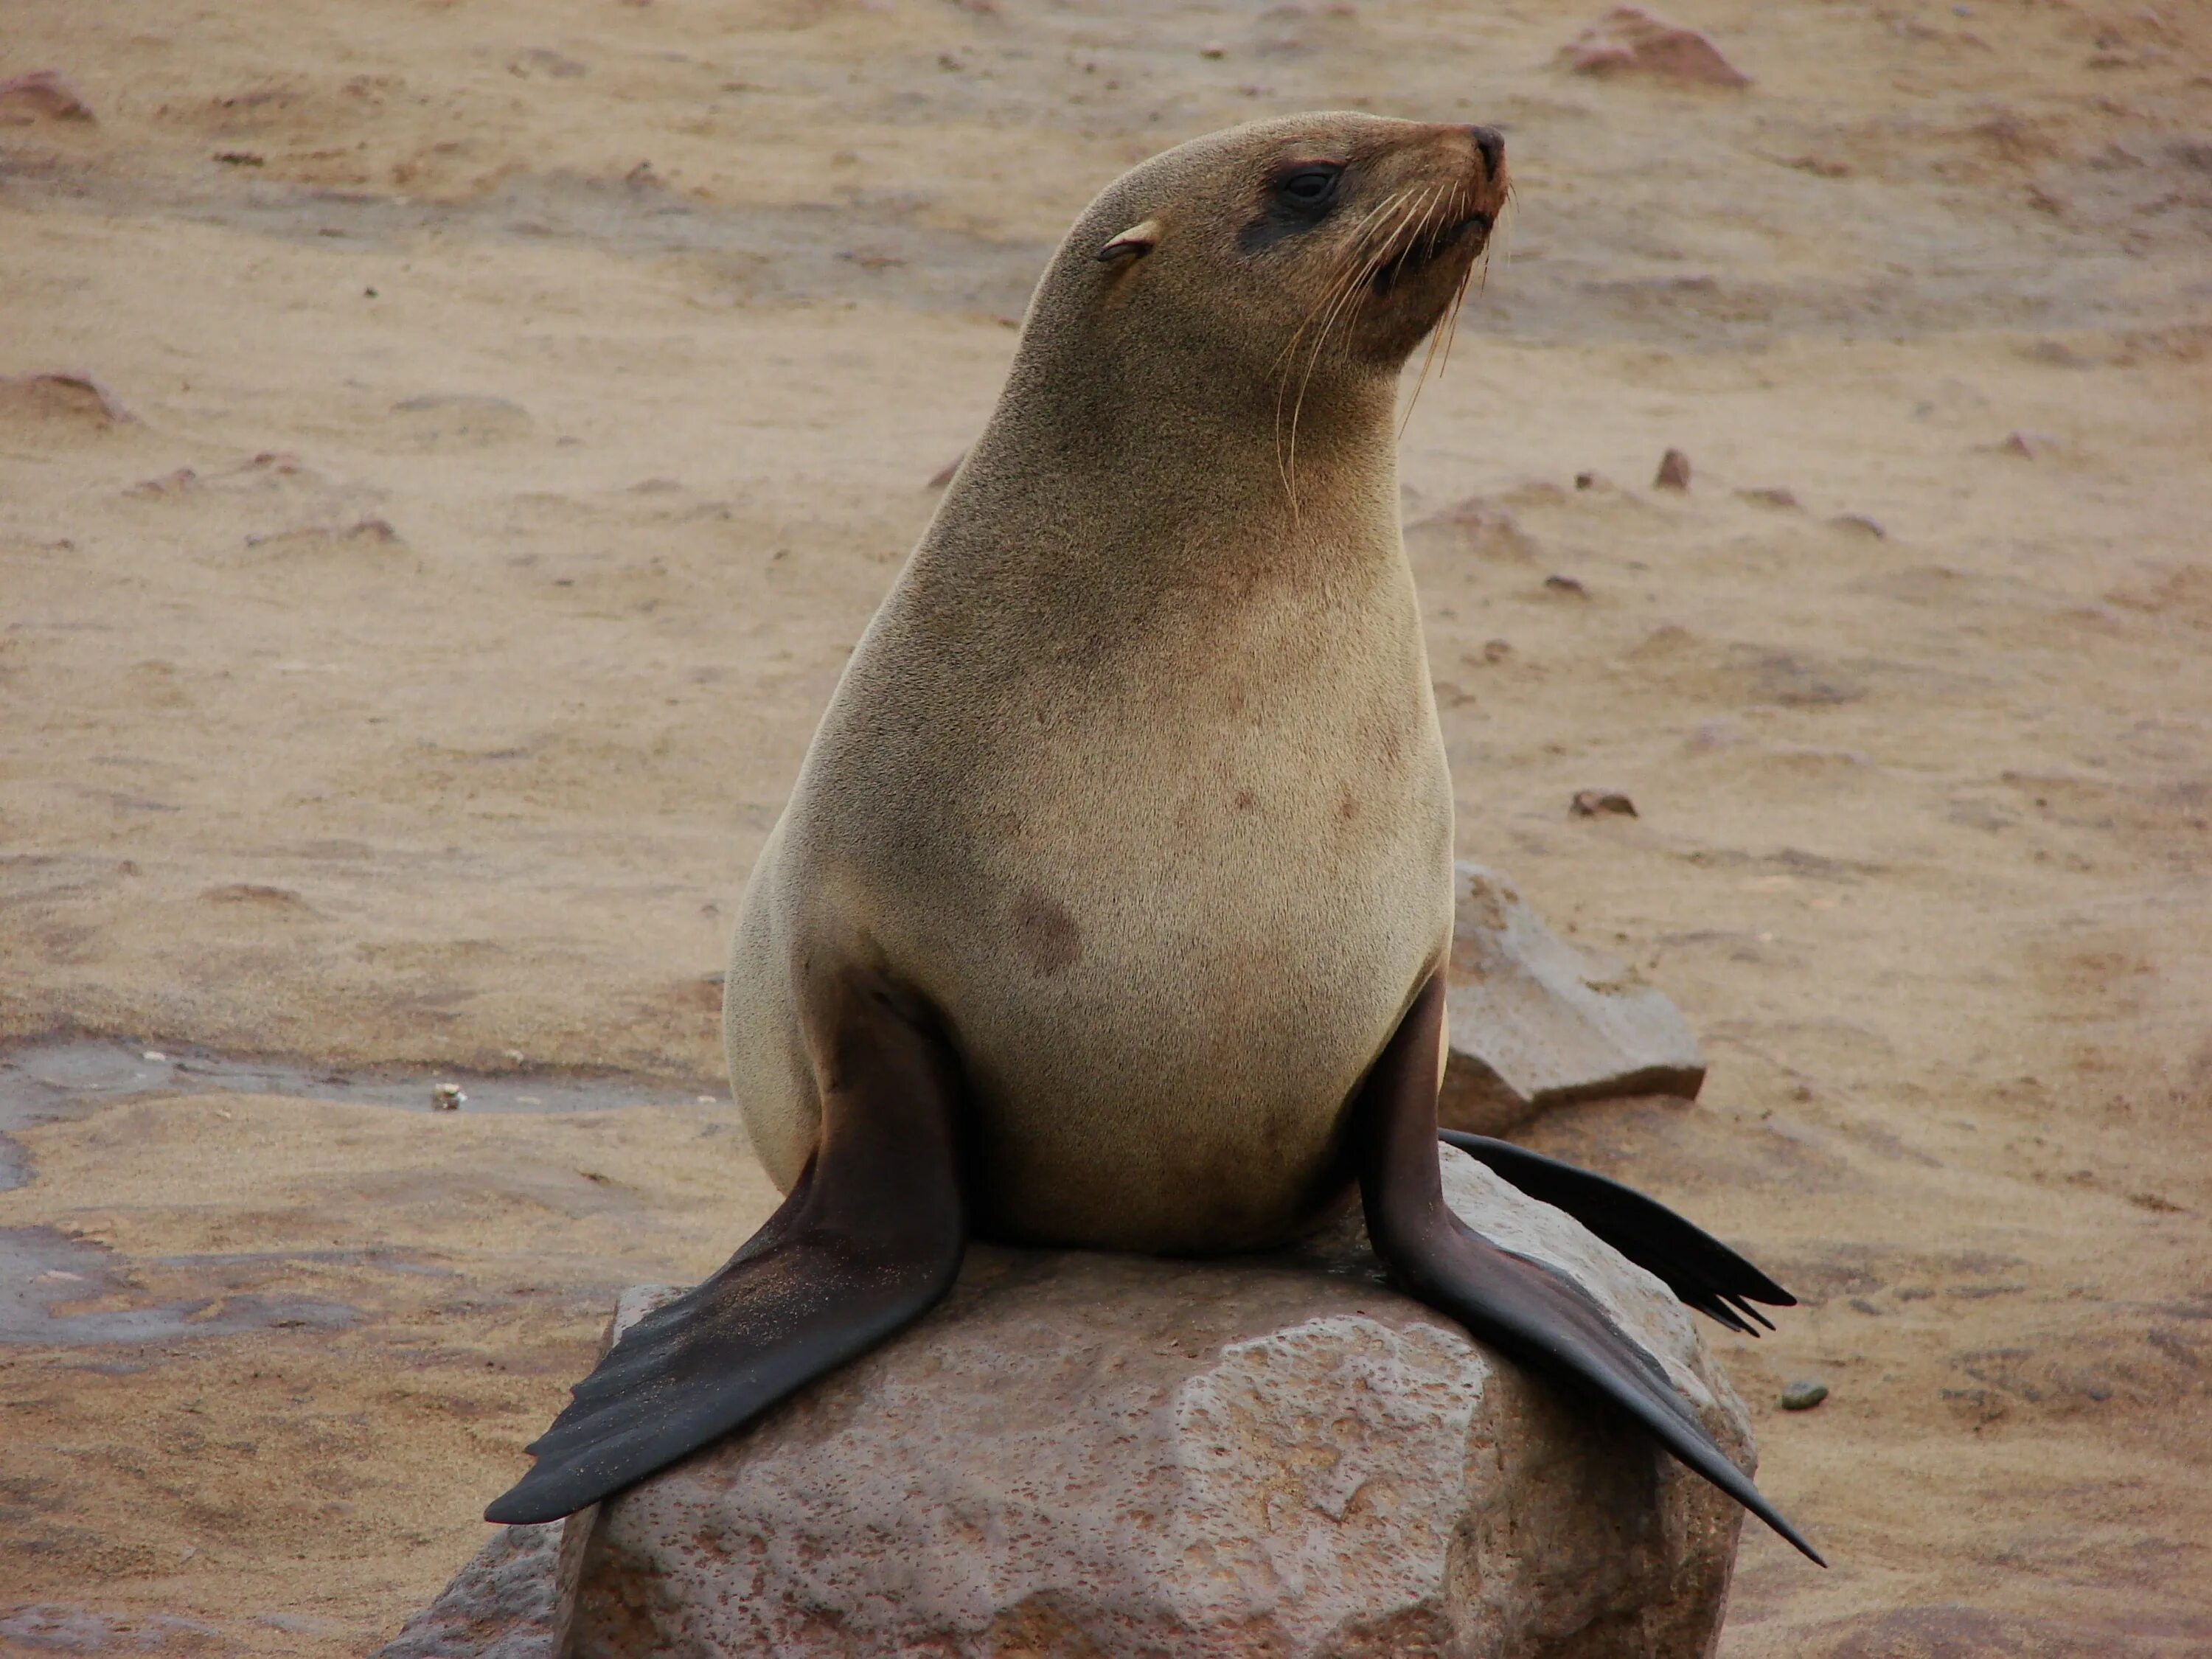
[142,1051,167,1064]
[1482,637,1513,663]
[125,467,197,498]
[1737,486,1798,509]
[0,70,97,124]
[1543,573,1589,597]
[1829,512,1887,538]
[1571,788,1638,818]
[1779,1380,1829,1411]
[1654,448,1693,490]
[431,1083,465,1110]
[1199,41,1227,57]
[2000,429,2056,458]
[1559,7,1753,86]
[1573,470,1604,490]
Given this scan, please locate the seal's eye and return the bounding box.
[1274,165,1342,209]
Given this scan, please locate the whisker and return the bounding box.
[1272,187,1416,514]
[1290,184,1436,494]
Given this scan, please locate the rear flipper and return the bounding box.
[1355,977,1825,1565]
[484,970,967,1526]
[1438,1130,1795,1338]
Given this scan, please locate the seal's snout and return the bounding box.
[1466,125,1505,180]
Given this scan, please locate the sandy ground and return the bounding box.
[3,0,2210,1652]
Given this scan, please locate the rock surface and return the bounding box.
[1441,863,1705,1136]
[409,1151,1753,1658]
[1558,8,1752,88]
[373,1521,566,1659]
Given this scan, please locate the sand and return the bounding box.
[2,0,2208,1652]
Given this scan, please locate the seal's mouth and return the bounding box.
[1369,209,1494,295]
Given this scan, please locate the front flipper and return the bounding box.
[1439,1130,1795,1338]
[484,970,967,1525]
[1355,976,1825,1565]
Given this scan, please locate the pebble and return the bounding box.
[1779,1380,1829,1411]
[1543,574,1589,597]
[431,1083,466,1110]
[1654,448,1692,490]
[1571,788,1638,818]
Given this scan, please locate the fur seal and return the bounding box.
[487,112,1821,1565]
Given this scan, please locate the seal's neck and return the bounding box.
[921,336,1405,597]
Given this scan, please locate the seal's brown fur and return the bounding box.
[724,114,1508,1253]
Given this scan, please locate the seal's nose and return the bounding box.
[1467,125,1505,178]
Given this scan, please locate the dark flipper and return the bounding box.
[1438,1130,1795,1338]
[1354,977,1824,1565]
[484,970,967,1525]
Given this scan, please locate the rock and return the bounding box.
[1406,494,1537,560]
[1779,1380,1829,1411]
[432,1083,466,1110]
[1543,572,1590,597]
[1439,862,1705,1136]
[1737,487,1799,509]
[1654,447,1693,490]
[1829,512,1887,538]
[372,1520,566,1658]
[1558,7,1752,88]
[1570,788,1638,818]
[429,1152,1748,1658]
[0,70,97,124]
[125,467,198,498]
[0,371,135,428]
[2000,428,2057,459]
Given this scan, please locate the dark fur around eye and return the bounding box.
[1237,161,1346,254]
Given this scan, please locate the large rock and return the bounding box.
[1441,863,1705,1137]
[399,1150,1753,1658]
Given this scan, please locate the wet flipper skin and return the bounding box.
[1355,977,1826,1565]
[483,971,967,1526]
[1437,1130,1795,1338]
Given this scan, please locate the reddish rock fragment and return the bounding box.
[1559,7,1753,87]
[1655,447,1693,490]
[0,372,135,426]
[0,71,96,124]
[1571,787,1638,818]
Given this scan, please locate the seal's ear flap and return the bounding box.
[1096,218,1162,262]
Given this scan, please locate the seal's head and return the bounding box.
[1018,113,1509,425]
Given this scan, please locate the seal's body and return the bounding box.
[726,451,1450,1252]
[490,113,1820,1565]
